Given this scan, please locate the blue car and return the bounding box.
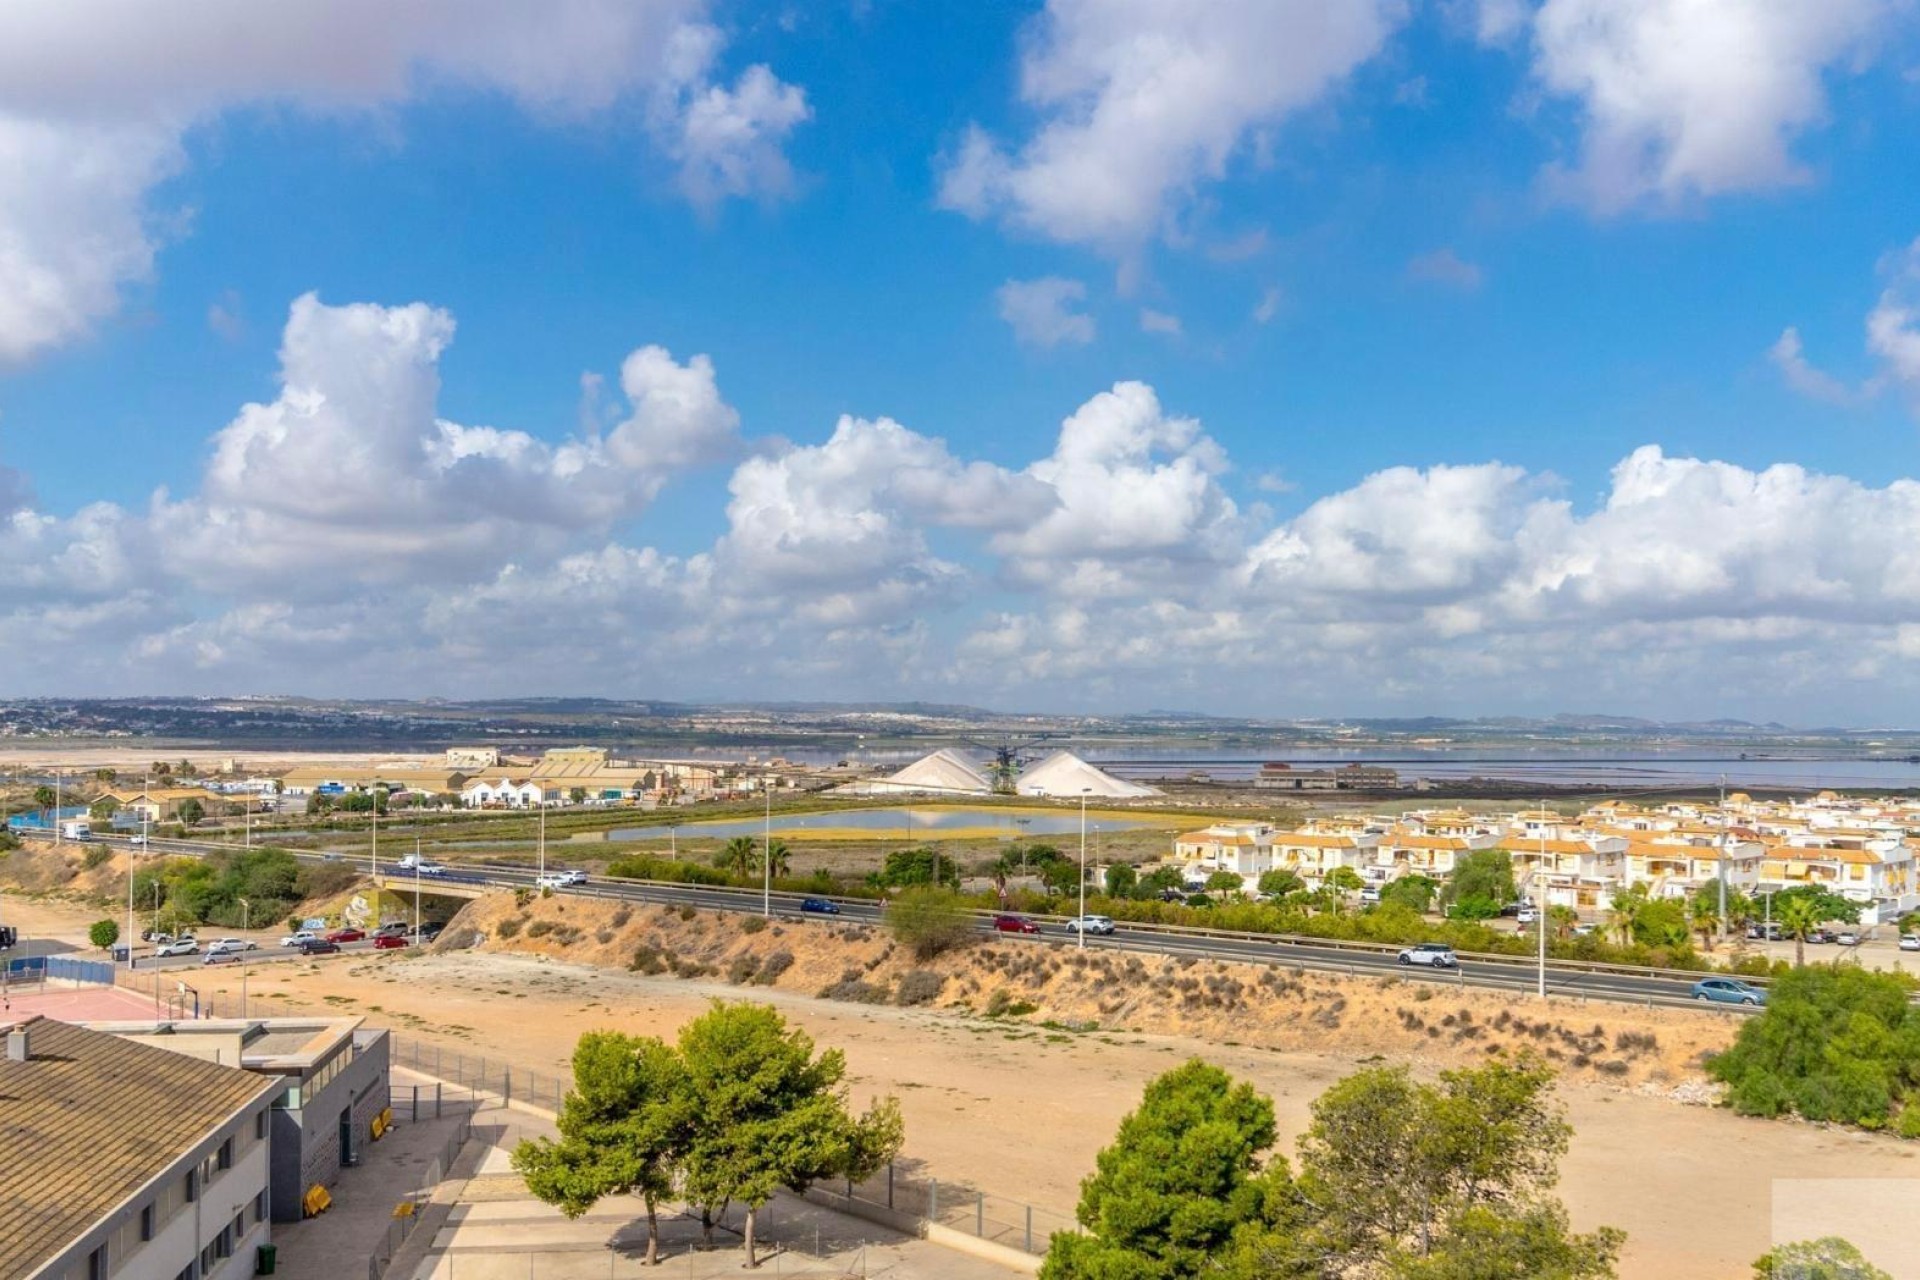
[1691,977,1766,1007]
[800,898,840,915]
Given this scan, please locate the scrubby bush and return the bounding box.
[819,977,890,1004]
[629,944,669,975]
[82,845,112,871]
[885,887,975,962]
[525,919,556,938]
[496,916,526,939]
[609,905,632,928]
[727,954,761,985]
[1711,966,1920,1130]
[741,915,767,935]
[754,950,793,986]
[896,969,945,1007]
[605,854,733,887]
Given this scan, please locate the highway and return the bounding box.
[80,832,1748,1011]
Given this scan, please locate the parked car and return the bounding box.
[325,927,366,943]
[203,950,241,965]
[1901,934,1920,952]
[1515,907,1538,925]
[1746,923,1784,941]
[207,938,257,955]
[297,938,342,956]
[372,933,409,950]
[1837,930,1861,946]
[1572,923,1599,938]
[1357,887,1381,904]
[412,923,444,941]
[1397,942,1457,968]
[1064,914,1116,936]
[993,914,1040,935]
[280,930,318,948]
[154,938,199,957]
[373,923,407,938]
[800,898,840,915]
[1806,929,1835,945]
[1691,977,1767,1007]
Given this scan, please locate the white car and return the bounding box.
[1397,943,1458,968]
[1064,914,1116,936]
[1515,907,1537,925]
[154,938,199,957]
[1901,934,1920,952]
[408,861,447,876]
[279,930,318,948]
[1837,931,1861,946]
[129,835,148,847]
[535,872,576,890]
[207,938,257,955]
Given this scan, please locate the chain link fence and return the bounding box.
[368,1112,474,1280]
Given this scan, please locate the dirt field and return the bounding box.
[6,890,1916,1277]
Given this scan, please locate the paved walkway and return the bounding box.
[272,1068,477,1280]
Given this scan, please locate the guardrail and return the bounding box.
[95,831,1755,993]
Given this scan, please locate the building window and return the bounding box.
[256,1110,267,1140]
[185,1169,198,1202]
[254,1190,269,1222]
[174,1266,194,1280]
[231,1210,245,1240]
[217,1138,232,1171]
[88,1245,106,1280]
[215,1223,233,1259]
[140,1203,154,1242]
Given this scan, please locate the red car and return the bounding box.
[325,927,366,943]
[993,914,1040,935]
[372,933,409,950]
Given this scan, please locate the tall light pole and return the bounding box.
[369,783,379,879]
[238,897,250,933]
[538,795,547,881]
[1536,800,1548,1001]
[1078,789,1090,949]
[414,839,422,943]
[53,769,61,846]
[1716,775,1728,946]
[125,842,135,972]
[762,782,773,918]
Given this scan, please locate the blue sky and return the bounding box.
[2,1,1920,721]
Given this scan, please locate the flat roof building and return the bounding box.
[0,1015,280,1280]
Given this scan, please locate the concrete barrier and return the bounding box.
[802,1185,1042,1275]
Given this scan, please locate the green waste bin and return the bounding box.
[256,1243,277,1276]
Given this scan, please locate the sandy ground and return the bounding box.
[7,891,1918,1277]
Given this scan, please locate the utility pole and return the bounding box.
[1537,800,1548,1001]
[538,796,547,881]
[1717,775,1728,946]
[369,782,379,880]
[53,770,61,847]
[762,782,773,918]
[1078,790,1090,949]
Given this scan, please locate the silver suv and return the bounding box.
[1065,915,1116,936]
[1397,942,1457,968]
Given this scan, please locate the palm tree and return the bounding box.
[1548,905,1578,940]
[1688,893,1721,952]
[1607,883,1649,946]
[714,836,758,879]
[1777,894,1824,968]
[765,838,792,879]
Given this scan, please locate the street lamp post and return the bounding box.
[1078,790,1090,950]
[1536,801,1548,1001]
[53,770,61,847]
[1716,776,1728,946]
[762,783,773,918]
[538,796,547,881]
[238,897,250,933]
[369,785,379,879]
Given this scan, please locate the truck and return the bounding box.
[59,819,91,841]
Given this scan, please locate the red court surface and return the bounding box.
[0,982,167,1022]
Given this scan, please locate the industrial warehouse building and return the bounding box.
[0,1016,281,1280]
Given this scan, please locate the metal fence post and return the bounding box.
[436,1082,443,1119]
[887,1163,893,1209]
[1025,1205,1032,1253]
[976,1193,984,1237]
[411,1084,419,1122]
[929,1179,937,1221]
[504,1067,511,1105]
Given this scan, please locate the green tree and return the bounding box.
[89,919,120,951]
[1753,1237,1893,1280]
[568,787,588,805]
[676,1002,903,1266]
[1386,1204,1623,1280]
[175,798,205,826]
[1324,866,1367,907]
[33,785,55,810]
[1710,966,1920,1129]
[1380,875,1437,914]
[1776,893,1824,968]
[870,846,959,890]
[1606,883,1649,947]
[90,796,120,820]
[1258,868,1306,900]
[1138,865,1186,896]
[884,888,975,962]
[94,768,117,784]
[1205,869,1246,896]
[1293,1056,1620,1273]
[714,837,759,880]
[1104,863,1138,899]
[1042,1059,1283,1280]
[764,838,792,880]
[513,1032,687,1265]
[1632,898,1689,949]
[1441,850,1516,919]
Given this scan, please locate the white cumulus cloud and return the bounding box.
[938,0,1406,252]
[0,1,806,363]
[997,277,1097,348]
